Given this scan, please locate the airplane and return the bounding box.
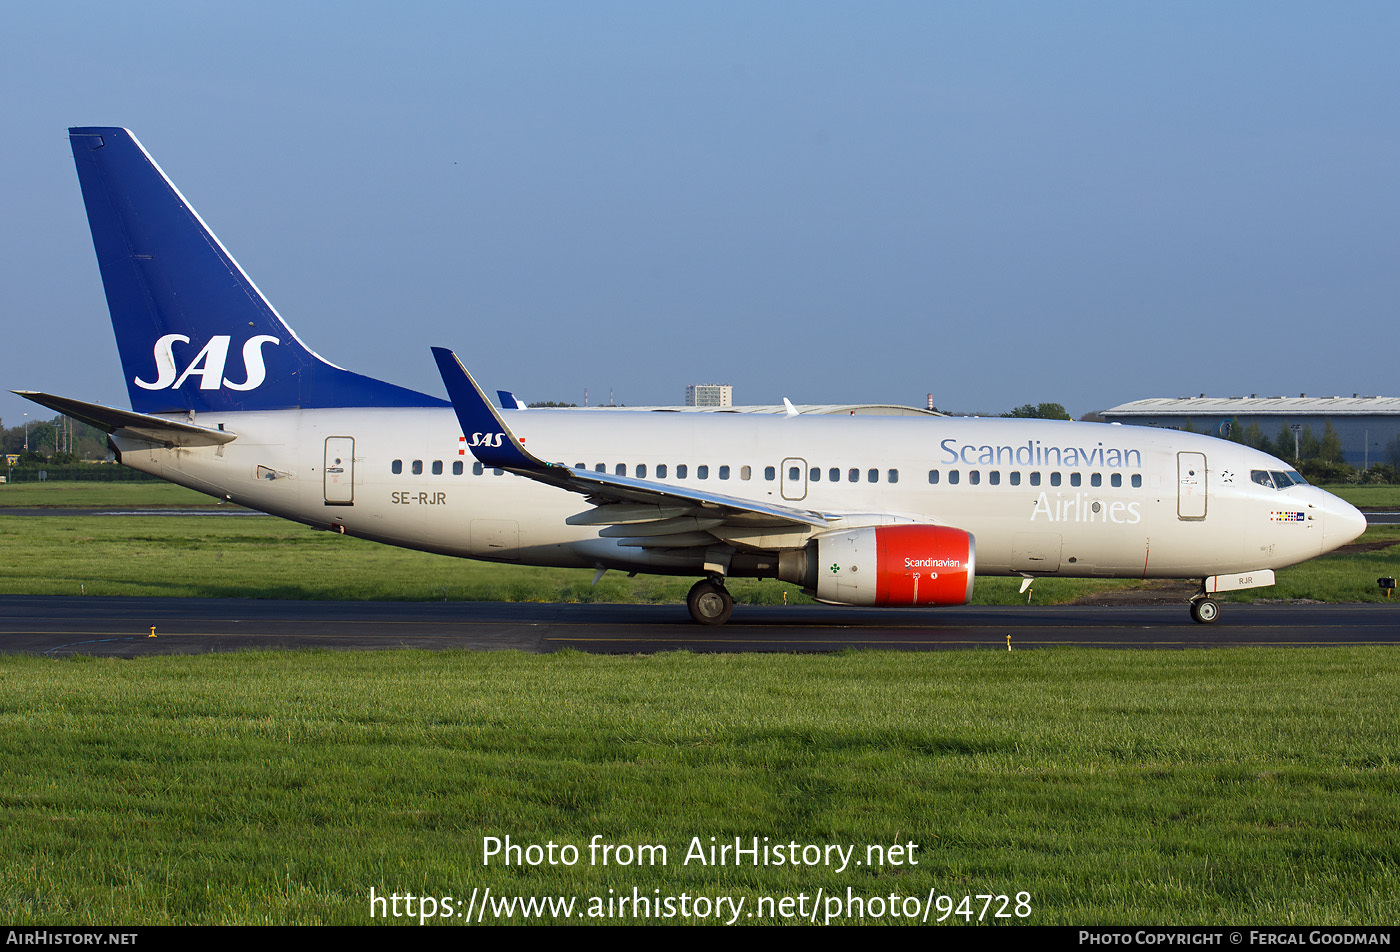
[16,127,1368,627]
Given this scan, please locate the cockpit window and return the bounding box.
[1252,469,1307,490]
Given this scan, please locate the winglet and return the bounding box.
[431,347,544,470]
[497,390,527,410]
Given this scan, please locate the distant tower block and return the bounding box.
[686,384,733,408]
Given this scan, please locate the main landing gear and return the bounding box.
[687,578,733,626]
[1188,594,1219,625]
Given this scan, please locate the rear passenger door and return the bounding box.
[324,437,355,505]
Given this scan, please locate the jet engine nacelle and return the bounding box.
[808,525,976,607]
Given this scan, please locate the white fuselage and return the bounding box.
[113,408,1363,582]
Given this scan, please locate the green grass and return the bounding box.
[1321,485,1400,509]
[0,480,223,508]
[0,648,1395,924]
[0,513,798,603]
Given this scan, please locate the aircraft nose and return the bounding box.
[1320,494,1367,553]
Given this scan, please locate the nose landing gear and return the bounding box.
[1189,595,1219,624]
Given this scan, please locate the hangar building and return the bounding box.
[1099,396,1400,468]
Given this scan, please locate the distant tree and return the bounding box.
[1361,463,1398,485]
[1298,457,1351,483]
[1,414,109,460]
[1276,423,1298,460]
[526,401,579,408]
[1241,422,1272,455]
[1002,402,1071,420]
[1319,421,1344,463]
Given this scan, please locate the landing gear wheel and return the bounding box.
[687,579,734,626]
[1189,598,1219,625]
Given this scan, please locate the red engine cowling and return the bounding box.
[812,525,975,607]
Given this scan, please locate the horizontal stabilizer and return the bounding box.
[13,391,237,447]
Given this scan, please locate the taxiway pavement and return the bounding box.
[1,596,1395,656]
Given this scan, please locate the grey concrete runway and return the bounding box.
[1,595,1396,656]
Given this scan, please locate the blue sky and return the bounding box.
[3,2,1397,427]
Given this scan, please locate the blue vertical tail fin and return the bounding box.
[68,127,446,413]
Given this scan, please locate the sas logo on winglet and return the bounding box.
[135,334,280,391]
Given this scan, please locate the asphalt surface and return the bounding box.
[1,596,1396,656]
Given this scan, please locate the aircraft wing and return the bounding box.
[13,391,237,447]
[431,348,832,549]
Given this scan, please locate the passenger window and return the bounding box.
[888,469,898,484]
[1070,473,1081,487]
[1111,474,1122,488]
[391,460,402,475]
[741,466,751,480]
[1131,474,1142,488]
[989,471,1000,486]
[1010,472,1021,486]
[969,470,980,485]
[658,464,668,479]
[1029,472,1040,486]
[764,466,775,480]
[574,463,585,470]
[473,462,484,476]
[1091,473,1102,487]
[868,468,879,483]
[829,468,840,482]
[453,461,463,475]
[493,468,504,476]
[432,460,443,475]
[677,464,688,479]
[412,460,423,475]
[848,468,859,483]
[810,468,821,482]
[948,470,960,485]
[789,466,800,481]
[928,470,940,484]
[719,465,729,480]
[595,463,605,472]
[637,464,647,479]
[1050,472,1061,487]
[616,463,626,476]
[698,465,709,479]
